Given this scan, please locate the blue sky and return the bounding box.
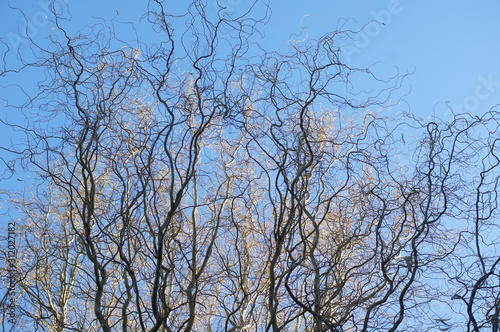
[3,0,500,120]
[264,0,500,119]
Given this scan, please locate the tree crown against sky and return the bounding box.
[1,1,500,331]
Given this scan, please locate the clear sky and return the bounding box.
[2,0,500,120]
[264,0,500,119]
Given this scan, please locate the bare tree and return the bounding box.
[1,1,500,331]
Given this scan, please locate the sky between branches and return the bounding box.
[2,0,500,119]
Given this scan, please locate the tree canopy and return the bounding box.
[1,1,500,331]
